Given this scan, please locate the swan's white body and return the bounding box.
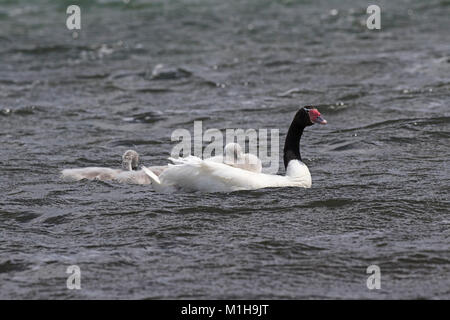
[142,156,311,193]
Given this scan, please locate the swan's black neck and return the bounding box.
[283,108,312,169]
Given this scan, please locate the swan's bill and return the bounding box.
[314,115,327,125]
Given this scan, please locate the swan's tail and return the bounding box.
[168,155,203,167]
[142,166,161,185]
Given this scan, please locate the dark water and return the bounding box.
[0,0,449,299]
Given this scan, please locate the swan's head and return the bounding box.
[122,150,140,171]
[224,142,243,162]
[299,107,327,126]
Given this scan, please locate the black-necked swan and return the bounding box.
[142,107,327,192]
[61,150,163,184]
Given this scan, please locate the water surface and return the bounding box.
[0,0,449,299]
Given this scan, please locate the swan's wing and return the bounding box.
[114,170,151,185]
[204,155,224,163]
[226,154,262,173]
[160,156,275,192]
[247,154,263,173]
[61,167,119,181]
[205,154,262,173]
